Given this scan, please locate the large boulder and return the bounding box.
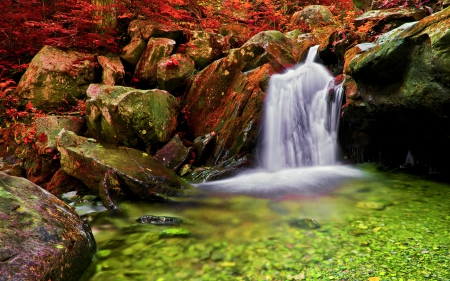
[354,8,427,33]
[157,54,195,94]
[133,38,176,88]
[0,172,96,280]
[56,129,192,209]
[183,30,296,165]
[15,45,98,110]
[182,31,229,70]
[341,7,450,171]
[120,37,147,67]
[85,84,179,152]
[290,5,335,27]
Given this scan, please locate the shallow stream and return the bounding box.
[78,164,450,281]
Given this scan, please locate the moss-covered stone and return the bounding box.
[56,129,193,203]
[0,172,96,280]
[86,84,179,151]
[134,38,176,88]
[15,45,98,110]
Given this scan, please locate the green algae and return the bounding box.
[79,164,450,280]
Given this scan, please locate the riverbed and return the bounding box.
[78,164,450,280]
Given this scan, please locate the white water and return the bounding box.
[196,46,363,198]
[261,46,341,170]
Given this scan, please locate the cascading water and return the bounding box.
[196,46,362,198]
[261,45,342,171]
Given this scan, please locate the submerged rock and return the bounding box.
[136,215,183,225]
[0,172,96,280]
[288,218,321,230]
[56,129,193,209]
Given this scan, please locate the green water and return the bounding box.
[79,164,450,281]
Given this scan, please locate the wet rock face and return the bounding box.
[56,129,192,209]
[15,45,99,110]
[183,30,296,165]
[0,172,96,281]
[341,8,450,170]
[85,84,179,152]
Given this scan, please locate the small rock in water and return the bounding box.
[356,201,386,210]
[288,218,321,229]
[136,215,183,225]
[159,228,191,238]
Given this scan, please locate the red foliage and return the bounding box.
[166,57,180,70]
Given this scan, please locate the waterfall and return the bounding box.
[195,46,362,198]
[261,46,342,171]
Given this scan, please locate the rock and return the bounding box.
[290,5,335,27]
[98,55,125,86]
[157,54,195,93]
[46,168,86,196]
[15,45,99,110]
[354,8,427,33]
[154,135,193,172]
[133,38,176,88]
[120,37,147,66]
[136,215,183,225]
[182,31,229,70]
[341,7,450,170]
[288,218,321,229]
[128,19,183,41]
[193,132,217,165]
[85,84,179,151]
[35,115,85,155]
[219,23,252,46]
[183,30,295,164]
[352,0,372,10]
[0,172,96,280]
[287,32,319,63]
[56,129,192,208]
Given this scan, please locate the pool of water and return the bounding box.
[78,164,450,280]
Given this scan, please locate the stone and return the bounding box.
[290,5,335,27]
[136,215,183,225]
[154,135,193,172]
[0,172,96,280]
[56,129,192,206]
[182,31,229,70]
[354,8,427,33]
[98,55,125,86]
[133,37,176,88]
[193,132,217,165]
[120,37,147,66]
[85,84,179,151]
[15,45,98,110]
[157,54,195,93]
[35,116,85,155]
[219,23,252,47]
[183,30,296,164]
[341,7,450,170]
[128,20,183,41]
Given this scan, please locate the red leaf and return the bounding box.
[26,101,34,110]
